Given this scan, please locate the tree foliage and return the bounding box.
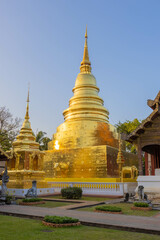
[0,106,21,151]
[35,131,51,150]
[115,118,142,154]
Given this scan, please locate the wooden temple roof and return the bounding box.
[126,91,160,143]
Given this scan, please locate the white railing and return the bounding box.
[48,182,125,196]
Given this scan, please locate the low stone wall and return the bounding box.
[48,181,137,196]
[7,188,54,197]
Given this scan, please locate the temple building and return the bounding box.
[127,91,160,176]
[6,91,53,196]
[127,91,160,198]
[44,28,138,182]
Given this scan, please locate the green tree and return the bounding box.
[0,106,21,151]
[115,118,142,154]
[35,131,51,150]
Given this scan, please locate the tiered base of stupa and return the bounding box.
[7,170,54,197]
[44,145,138,178]
[44,145,138,196]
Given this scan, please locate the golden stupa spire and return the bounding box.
[13,86,39,151]
[25,87,30,120]
[80,25,91,73]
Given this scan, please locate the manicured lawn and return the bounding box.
[0,215,159,240]
[17,200,75,208]
[78,203,158,217]
[47,195,113,202]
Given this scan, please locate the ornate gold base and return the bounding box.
[44,145,138,179]
[7,170,52,189]
[45,177,137,183]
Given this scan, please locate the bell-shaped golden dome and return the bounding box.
[63,27,109,123]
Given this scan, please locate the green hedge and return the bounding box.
[44,215,79,224]
[22,198,43,203]
[95,205,122,212]
[134,202,149,208]
[61,187,82,199]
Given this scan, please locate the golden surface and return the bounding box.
[44,145,138,179]
[7,91,50,189]
[63,27,109,123]
[7,29,138,188]
[45,177,137,183]
[122,166,138,179]
[44,28,138,180]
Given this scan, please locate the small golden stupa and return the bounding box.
[6,90,52,195]
[44,27,138,182]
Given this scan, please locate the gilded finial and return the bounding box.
[80,26,91,73]
[27,84,30,103]
[85,25,88,38]
[25,86,30,120]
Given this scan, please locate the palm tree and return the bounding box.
[35,131,51,150]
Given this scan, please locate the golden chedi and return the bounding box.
[6,91,52,195]
[44,27,138,181]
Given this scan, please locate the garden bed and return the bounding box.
[42,215,80,228]
[42,220,81,228]
[19,201,45,206]
[131,202,152,211]
[95,205,122,214]
[131,206,152,211]
[94,209,122,214]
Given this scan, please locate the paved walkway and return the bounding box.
[42,198,105,210]
[0,204,160,235]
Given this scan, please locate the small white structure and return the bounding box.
[137,175,160,199]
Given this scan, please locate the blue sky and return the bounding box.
[0,0,160,138]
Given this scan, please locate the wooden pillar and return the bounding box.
[151,154,155,175]
[137,139,143,175]
[145,152,148,175]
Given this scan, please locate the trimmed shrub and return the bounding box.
[5,196,12,205]
[134,202,149,208]
[22,198,43,203]
[61,187,82,199]
[44,215,79,224]
[95,205,122,212]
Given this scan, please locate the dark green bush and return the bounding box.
[134,202,149,208]
[5,196,12,205]
[44,215,79,224]
[95,205,122,212]
[22,198,43,203]
[61,187,82,199]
